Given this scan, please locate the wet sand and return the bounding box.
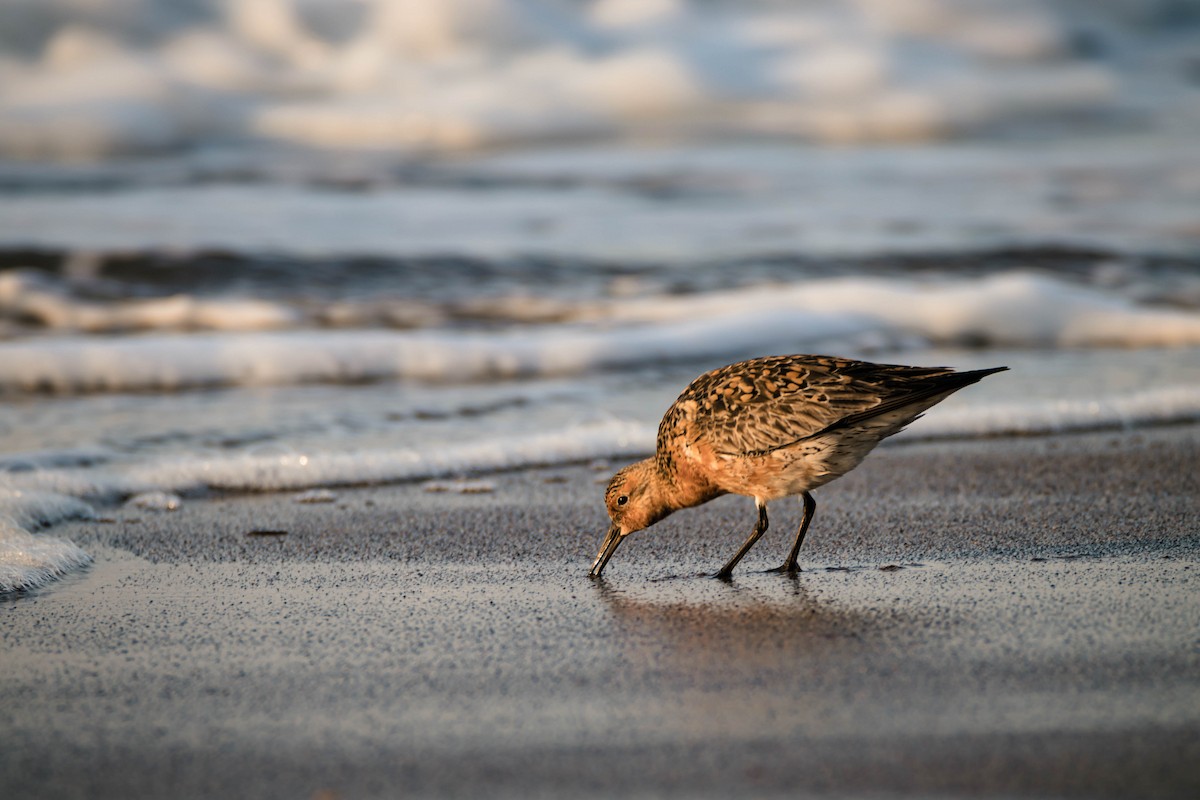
[3,426,1199,799]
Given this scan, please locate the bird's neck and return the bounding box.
[654,455,724,511]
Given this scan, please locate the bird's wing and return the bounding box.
[662,355,957,457]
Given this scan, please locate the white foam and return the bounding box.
[5,419,654,498]
[0,309,875,393]
[0,523,92,594]
[2,417,645,590]
[422,479,497,494]
[0,487,94,594]
[126,491,182,511]
[0,486,96,530]
[7,375,1200,506]
[907,386,1200,439]
[0,0,1148,159]
[8,268,1198,346]
[595,272,1200,349]
[0,270,297,333]
[2,272,1198,394]
[293,488,337,504]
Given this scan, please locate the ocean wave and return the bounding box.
[6,250,1200,337]
[907,386,1200,439]
[9,380,1200,503]
[3,419,649,500]
[0,269,298,334]
[0,0,1150,160]
[589,272,1200,349]
[2,272,1199,394]
[0,310,878,394]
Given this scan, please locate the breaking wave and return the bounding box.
[2,271,1199,394]
[0,0,1145,160]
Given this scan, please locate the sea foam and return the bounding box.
[1,272,1198,394]
[0,0,1142,159]
[7,378,1200,504]
[0,270,297,334]
[0,488,94,594]
[597,272,1200,349]
[0,523,92,594]
[4,419,653,499]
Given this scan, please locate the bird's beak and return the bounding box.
[589,523,624,578]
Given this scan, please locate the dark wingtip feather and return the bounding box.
[913,364,1008,398]
[951,365,1009,386]
[810,363,1007,440]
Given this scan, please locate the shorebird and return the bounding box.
[589,354,1006,579]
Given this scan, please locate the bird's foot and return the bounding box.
[712,569,735,581]
[766,563,801,575]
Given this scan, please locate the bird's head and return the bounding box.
[589,458,673,577]
[604,458,673,534]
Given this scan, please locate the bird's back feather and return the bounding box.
[658,355,1005,459]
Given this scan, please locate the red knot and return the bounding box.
[589,354,1007,579]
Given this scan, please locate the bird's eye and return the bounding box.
[616,495,628,506]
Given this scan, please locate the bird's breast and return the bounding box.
[708,448,827,502]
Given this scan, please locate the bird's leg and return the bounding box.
[715,501,769,579]
[769,491,815,574]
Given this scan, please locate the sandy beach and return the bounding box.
[3,3,1200,797]
[3,424,1198,799]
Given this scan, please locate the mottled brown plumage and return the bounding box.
[590,354,1007,578]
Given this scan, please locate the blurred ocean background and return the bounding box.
[2,0,1200,591]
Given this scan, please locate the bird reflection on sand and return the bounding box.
[589,575,918,680]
